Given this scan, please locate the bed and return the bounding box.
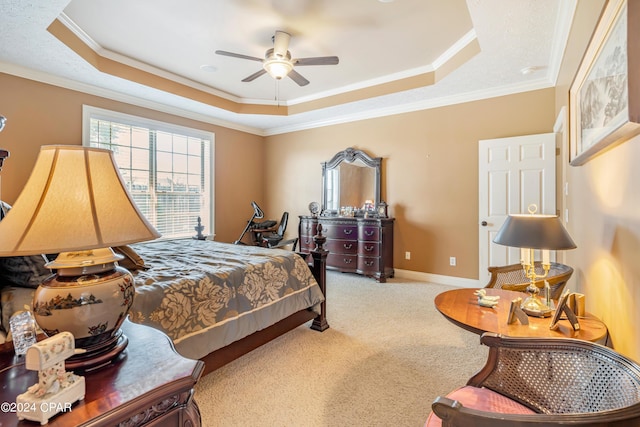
[0,234,328,376]
[127,236,328,374]
[0,147,328,373]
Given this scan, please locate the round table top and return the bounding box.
[434,288,608,343]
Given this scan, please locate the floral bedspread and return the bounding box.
[127,239,324,359]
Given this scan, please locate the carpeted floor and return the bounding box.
[194,271,488,427]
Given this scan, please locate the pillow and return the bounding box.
[113,245,148,271]
[0,254,53,288]
[0,201,55,288]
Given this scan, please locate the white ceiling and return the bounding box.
[0,0,575,136]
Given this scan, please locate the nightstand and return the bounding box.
[0,319,204,426]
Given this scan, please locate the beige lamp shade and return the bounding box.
[0,145,160,256]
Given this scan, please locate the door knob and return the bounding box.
[481,221,488,226]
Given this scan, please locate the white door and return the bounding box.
[478,133,556,283]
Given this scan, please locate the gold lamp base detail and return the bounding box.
[520,281,553,318]
[521,296,553,318]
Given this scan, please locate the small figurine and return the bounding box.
[474,289,500,308]
[16,332,86,425]
[193,216,206,240]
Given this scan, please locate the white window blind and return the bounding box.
[83,106,214,240]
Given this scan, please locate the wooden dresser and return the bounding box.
[299,216,394,282]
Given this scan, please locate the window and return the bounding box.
[83,106,214,240]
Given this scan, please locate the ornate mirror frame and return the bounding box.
[321,147,382,217]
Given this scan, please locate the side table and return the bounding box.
[435,288,609,344]
[0,319,204,426]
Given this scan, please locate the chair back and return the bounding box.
[474,334,640,414]
[485,262,573,300]
[430,334,640,426]
[277,212,289,236]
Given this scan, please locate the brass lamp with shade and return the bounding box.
[493,205,576,317]
[0,145,160,369]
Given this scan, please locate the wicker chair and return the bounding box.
[484,262,573,300]
[428,333,640,426]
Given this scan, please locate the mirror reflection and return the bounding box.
[321,148,381,217]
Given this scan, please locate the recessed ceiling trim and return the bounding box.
[267,78,555,136]
[0,61,265,136]
[50,13,480,118]
[547,0,578,86]
[287,30,479,107]
[48,17,288,116]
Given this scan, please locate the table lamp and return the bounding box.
[493,205,576,317]
[0,145,160,369]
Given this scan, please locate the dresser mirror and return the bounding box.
[321,147,381,217]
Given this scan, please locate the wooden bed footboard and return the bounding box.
[200,227,329,376]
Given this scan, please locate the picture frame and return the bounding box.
[569,0,640,166]
[549,290,580,331]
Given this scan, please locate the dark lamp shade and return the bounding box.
[493,214,577,250]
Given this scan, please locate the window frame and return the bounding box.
[82,105,215,240]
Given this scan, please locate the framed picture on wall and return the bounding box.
[569,0,640,166]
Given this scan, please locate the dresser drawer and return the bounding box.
[298,215,394,282]
[359,241,380,257]
[358,256,380,273]
[299,219,319,236]
[323,224,357,240]
[358,226,380,241]
[327,253,357,269]
[325,239,358,255]
[299,236,316,252]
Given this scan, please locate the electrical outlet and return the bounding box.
[405,251,411,260]
[449,256,456,266]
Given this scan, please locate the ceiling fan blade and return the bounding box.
[288,69,310,86]
[273,31,291,58]
[215,50,263,62]
[294,56,339,66]
[242,69,267,82]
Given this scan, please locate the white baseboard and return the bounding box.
[394,269,481,288]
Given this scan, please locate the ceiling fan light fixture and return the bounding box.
[263,59,293,79]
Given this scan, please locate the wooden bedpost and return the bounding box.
[310,223,329,331]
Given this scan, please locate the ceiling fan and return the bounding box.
[215,30,339,87]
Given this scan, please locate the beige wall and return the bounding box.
[554,0,640,361]
[0,73,265,243]
[4,0,639,363]
[264,89,556,279]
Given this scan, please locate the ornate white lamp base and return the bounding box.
[34,248,135,370]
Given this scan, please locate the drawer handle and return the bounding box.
[365,230,374,236]
[344,258,352,264]
[343,243,353,250]
[343,229,353,235]
[364,245,374,252]
[365,260,374,266]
